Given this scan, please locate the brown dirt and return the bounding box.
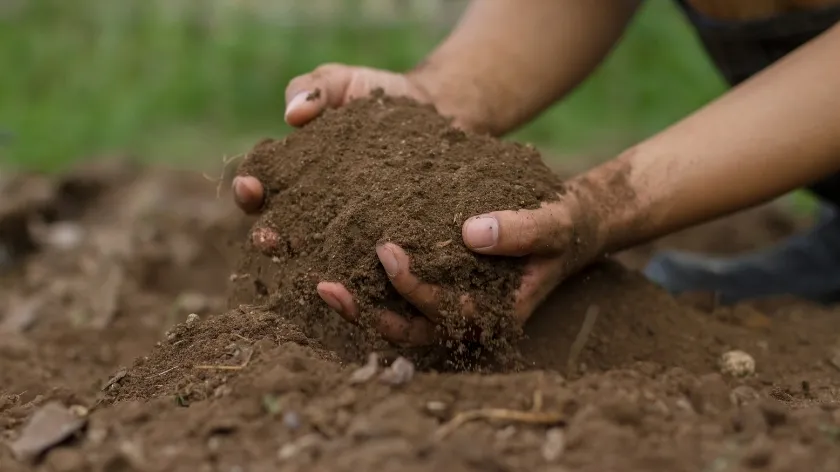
[2,104,840,471]
[232,92,569,366]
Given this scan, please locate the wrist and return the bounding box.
[405,59,499,135]
[564,150,649,258]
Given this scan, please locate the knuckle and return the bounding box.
[286,76,311,96]
[312,62,345,78]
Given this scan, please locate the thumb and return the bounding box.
[284,63,354,127]
[461,202,572,257]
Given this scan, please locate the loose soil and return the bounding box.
[232,92,570,367]
[2,100,840,471]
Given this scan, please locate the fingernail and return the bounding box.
[232,177,246,205]
[376,244,399,277]
[463,216,498,249]
[285,92,310,119]
[232,176,265,213]
[319,291,344,313]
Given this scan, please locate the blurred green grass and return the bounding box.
[1,0,731,172]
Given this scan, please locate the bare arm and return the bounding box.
[576,22,840,255]
[408,0,642,136]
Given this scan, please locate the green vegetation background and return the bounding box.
[0,1,728,167]
[0,0,820,211]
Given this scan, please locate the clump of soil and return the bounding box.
[233,91,566,361]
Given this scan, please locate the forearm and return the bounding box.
[407,0,641,136]
[573,22,840,255]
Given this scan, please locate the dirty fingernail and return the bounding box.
[285,92,310,119]
[376,244,399,277]
[232,176,264,212]
[463,216,498,249]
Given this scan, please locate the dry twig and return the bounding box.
[148,366,178,378]
[566,305,599,376]
[202,153,244,199]
[432,407,566,442]
[194,346,254,371]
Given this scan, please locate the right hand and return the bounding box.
[232,64,434,214]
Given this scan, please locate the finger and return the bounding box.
[232,176,265,214]
[375,311,437,346]
[285,63,353,127]
[376,243,476,321]
[513,257,566,321]
[316,282,436,346]
[316,282,359,324]
[461,202,571,257]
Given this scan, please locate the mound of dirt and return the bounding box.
[232,92,568,363]
[2,158,840,472]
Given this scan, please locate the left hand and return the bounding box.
[317,197,598,347]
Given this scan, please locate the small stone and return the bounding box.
[424,401,450,421]
[349,353,379,384]
[68,405,89,418]
[44,223,84,250]
[379,357,415,386]
[10,402,87,462]
[185,313,200,327]
[277,434,320,461]
[542,428,566,462]
[720,350,755,377]
[282,411,302,430]
[426,401,447,413]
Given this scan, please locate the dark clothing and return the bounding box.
[675,1,840,205]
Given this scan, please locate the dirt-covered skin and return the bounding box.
[2,157,840,469]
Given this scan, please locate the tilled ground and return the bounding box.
[1,161,839,472]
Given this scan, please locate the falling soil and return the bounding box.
[232,92,568,366]
[1,114,840,470]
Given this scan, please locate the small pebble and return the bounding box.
[542,428,566,462]
[379,357,415,386]
[68,405,89,418]
[349,353,380,384]
[278,434,320,461]
[185,313,200,327]
[426,401,447,413]
[720,350,756,377]
[282,411,301,430]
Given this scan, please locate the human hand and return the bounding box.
[317,196,599,347]
[232,64,435,214]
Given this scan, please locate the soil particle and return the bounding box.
[234,92,566,363]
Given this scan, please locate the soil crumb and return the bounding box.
[233,91,566,365]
